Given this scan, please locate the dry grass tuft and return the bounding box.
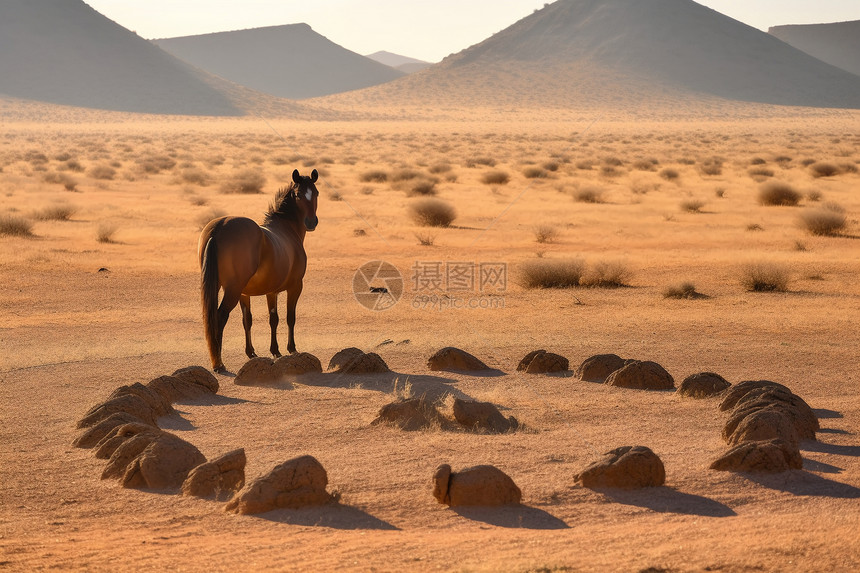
[89,165,116,180]
[582,260,633,288]
[481,170,510,185]
[360,169,388,183]
[414,231,436,246]
[0,214,34,237]
[680,198,705,213]
[220,169,266,194]
[659,168,680,181]
[533,225,558,244]
[748,167,774,179]
[809,162,840,178]
[96,222,119,244]
[663,281,700,299]
[179,167,209,186]
[739,261,790,292]
[406,178,438,197]
[519,259,586,289]
[196,208,225,230]
[409,198,456,227]
[574,186,604,203]
[523,166,549,179]
[799,203,847,236]
[758,182,801,206]
[33,203,77,221]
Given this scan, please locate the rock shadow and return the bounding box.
[599,487,736,517]
[746,471,860,499]
[813,408,843,419]
[452,504,568,529]
[296,371,473,402]
[800,440,860,457]
[253,504,399,530]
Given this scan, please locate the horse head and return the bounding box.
[292,168,319,232]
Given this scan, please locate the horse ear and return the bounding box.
[292,169,301,184]
[311,169,318,183]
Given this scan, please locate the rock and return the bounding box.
[518,350,569,374]
[72,412,148,449]
[432,464,522,506]
[146,374,213,402]
[732,387,819,437]
[107,382,173,417]
[234,357,282,386]
[102,430,206,490]
[225,455,334,514]
[275,352,322,376]
[371,397,448,431]
[337,352,390,374]
[327,347,364,371]
[182,448,246,500]
[710,439,803,473]
[171,366,219,394]
[719,380,791,412]
[427,347,491,372]
[574,446,666,489]
[452,398,518,433]
[77,393,161,428]
[575,354,627,382]
[677,372,731,398]
[605,361,675,390]
[724,406,801,446]
[95,422,162,459]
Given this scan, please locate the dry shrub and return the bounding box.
[188,195,208,206]
[0,214,34,237]
[414,232,436,246]
[739,261,790,292]
[809,162,839,178]
[750,165,775,178]
[179,167,209,186]
[467,157,496,168]
[220,169,265,194]
[406,179,438,196]
[33,203,77,221]
[409,198,456,227]
[800,158,817,167]
[839,162,858,174]
[574,186,604,203]
[714,187,726,198]
[523,166,548,179]
[663,281,699,299]
[542,161,560,172]
[519,259,586,289]
[603,157,624,167]
[89,165,116,180]
[392,168,420,182]
[799,203,847,236]
[196,208,225,229]
[329,190,343,201]
[96,222,119,244]
[43,171,79,191]
[699,158,723,176]
[360,169,388,183]
[63,159,85,173]
[481,170,509,185]
[582,260,633,288]
[428,163,452,174]
[533,225,558,244]
[806,190,822,202]
[575,160,593,170]
[758,182,801,206]
[750,157,767,165]
[601,165,622,178]
[139,155,176,174]
[746,223,764,232]
[632,159,658,171]
[679,198,705,213]
[659,168,679,181]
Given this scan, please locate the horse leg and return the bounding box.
[266,292,281,358]
[214,289,242,373]
[285,282,303,354]
[239,294,256,359]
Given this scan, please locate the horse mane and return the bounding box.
[263,182,300,226]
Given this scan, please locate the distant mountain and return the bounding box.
[154,25,405,99]
[326,0,860,110]
[769,21,860,77]
[366,51,433,73]
[0,0,247,115]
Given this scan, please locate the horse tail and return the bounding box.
[200,223,223,367]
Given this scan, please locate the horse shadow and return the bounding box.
[745,471,860,499]
[451,504,569,529]
[597,487,736,517]
[252,503,399,530]
[294,370,476,402]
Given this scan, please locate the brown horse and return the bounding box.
[198,169,319,373]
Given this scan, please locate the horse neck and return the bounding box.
[267,214,306,244]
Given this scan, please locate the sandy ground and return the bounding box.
[1,110,859,572]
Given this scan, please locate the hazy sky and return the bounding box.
[86,0,860,63]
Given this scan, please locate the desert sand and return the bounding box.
[1,109,859,571]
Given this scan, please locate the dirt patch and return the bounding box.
[432,464,522,506]
[225,455,334,514]
[574,446,666,489]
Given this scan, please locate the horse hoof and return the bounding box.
[214,365,228,375]
[247,353,258,359]
[272,352,282,358]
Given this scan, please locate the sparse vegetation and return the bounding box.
[679,198,705,213]
[758,182,801,206]
[406,179,438,196]
[481,170,510,185]
[467,157,497,168]
[533,225,558,244]
[519,259,586,289]
[799,203,847,236]
[582,260,633,288]
[89,165,116,180]
[329,190,343,201]
[809,162,839,178]
[409,198,456,227]
[659,167,679,181]
[96,222,119,244]
[220,169,266,194]
[179,167,209,186]
[0,214,34,237]
[523,166,548,179]
[748,167,774,179]
[414,231,436,246]
[663,281,700,299]
[33,203,77,221]
[574,186,604,203]
[360,169,388,183]
[699,157,723,176]
[739,261,790,292]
